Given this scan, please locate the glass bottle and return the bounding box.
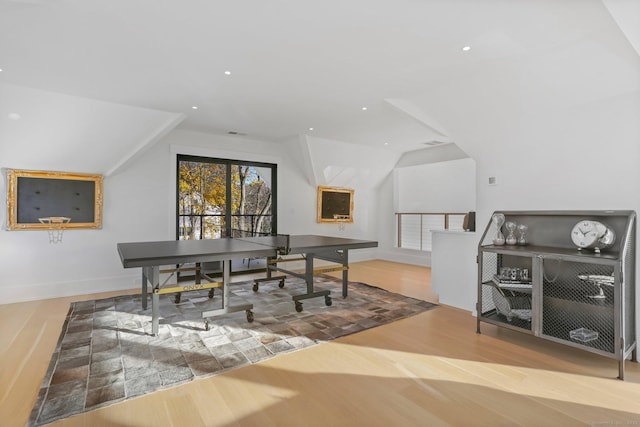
[492,213,505,245]
[517,224,528,246]
[505,221,517,245]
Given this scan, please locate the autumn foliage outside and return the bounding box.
[178,160,273,240]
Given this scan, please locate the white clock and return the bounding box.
[570,220,615,253]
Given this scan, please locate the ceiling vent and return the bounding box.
[423,140,446,146]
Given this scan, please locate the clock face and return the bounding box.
[571,220,600,248]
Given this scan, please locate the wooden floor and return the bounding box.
[2,260,640,426]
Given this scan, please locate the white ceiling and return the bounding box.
[0,0,638,155]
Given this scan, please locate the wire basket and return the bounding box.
[491,286,532,322]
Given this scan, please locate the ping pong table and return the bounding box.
[117,234,378,335]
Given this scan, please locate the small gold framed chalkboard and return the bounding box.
[317,186,354,223]
[6,169,103,230]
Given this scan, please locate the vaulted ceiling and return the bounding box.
[1,0,638,159]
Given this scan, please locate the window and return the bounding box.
[176,155,277,241]
[396,213,466,251]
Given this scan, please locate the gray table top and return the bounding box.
[117,234,378,268]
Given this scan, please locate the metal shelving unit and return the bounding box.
[476,210,636,379]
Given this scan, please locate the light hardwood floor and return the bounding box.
[1,260,639,426]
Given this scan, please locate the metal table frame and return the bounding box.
[117,235,377,335]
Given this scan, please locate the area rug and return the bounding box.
[28,276,437,426]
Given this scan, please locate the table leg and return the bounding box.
[222,259,230,308]
[266,257,273,279]
[152,291,159,336]
[305,255,314,294]
[342,250,349,298]
[201,259,253,324]
[141,269,148,310]
[144,266,159,335]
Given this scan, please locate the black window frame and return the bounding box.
[176,154,278,240]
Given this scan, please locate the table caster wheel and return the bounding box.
[246,310,254,322]
[325,296,332,306]
[278,280,285,288]
[295,301,303,313]
[204,319,209,331]
[252,283,259,292]
[208,289,214,298]
[174,293,181,304]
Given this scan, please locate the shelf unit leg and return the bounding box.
[618,359,624,380]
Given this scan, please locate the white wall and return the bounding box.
[2,3,638,353]
[395,143,469,168]
[163,132,396,244]
[377,171,431,266]
[398,6,640,340]
[0,83,182,174]
[300,135,399,240]
[1,127,390,303]
[0,139,170,302]
[420,61,640,344]
[375,157,476,266]
[394,158,476,213]
[0,85,183,303]
[456,93,640,235]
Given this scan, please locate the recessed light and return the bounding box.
[309,127,314,131]
[191,106,198,110]
[224,70,231,75]
[384,142,389,146]
[361,107,368,111]
[462,45,471,52]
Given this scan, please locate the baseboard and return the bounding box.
[4,275,140,305]
[377,249,431,267]
[3,250,382,305]
[346,248,378,263]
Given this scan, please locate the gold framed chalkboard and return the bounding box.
[6,169,103,230]
[317,186,354,223]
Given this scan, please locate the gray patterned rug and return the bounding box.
[28,276,437,426]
